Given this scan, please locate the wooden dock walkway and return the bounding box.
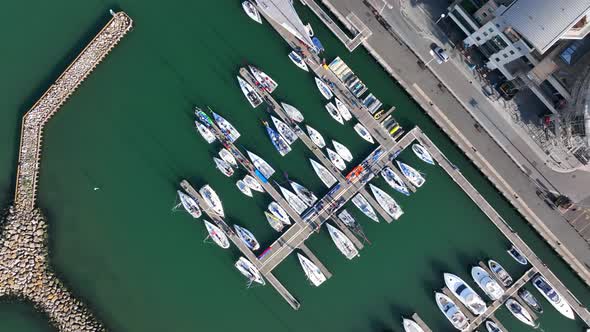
[411,313,432,332]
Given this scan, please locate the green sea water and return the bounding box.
[0,1,588,331]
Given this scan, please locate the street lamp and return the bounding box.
[435,13,446,24]
[379,0,393,14]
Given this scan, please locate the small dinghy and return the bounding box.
[412,143,435,165]
[326,223,358,259]
[268,201,291,225]
[279,185,308,214]
[485,320,504,332]
[237,76,263,108]
[310,159,337,187]
[264,121,292,157]
[334,98,352,121]
[264,211,284,232]
[396,160,425,188]
[306,125,326,148]
[281,102,304,122]
[507,245,528,265]
[369,184,403,220]
[219,148,238,168]
[246,150,275,179]
[288,51,308,71]
[298,252,327,286]
[353,123,374,144]
[235,256,265,285]
[327,148,346,171]
[332,140,353,162]
[290,181,318,206]
[213,157,234,177]
[518,288,543,314]
[203,220,230,249]
[488,259,513,287]
[505,298,537,327]
[242,1,262,24]
[402,318,425,332]
[249,65,277,93]
[243,175,264,192]
[271,115,298,144]
[315,77,334,99]
[352,193,379,222]
[325,102,344,124]
[236,180,253,197]
[234,224,260,250]
[381,167,410,196]
[177,190,202,218]
[195,121,216,144]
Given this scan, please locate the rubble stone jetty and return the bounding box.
[0,11,132,331]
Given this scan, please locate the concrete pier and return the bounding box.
[0,11,133,332]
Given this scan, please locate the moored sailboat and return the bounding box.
[234,224,260,250]
[264,211,284,232]
[412,143,435,165]
[315,77,334,99]
[236,180,253,197]
[351,193,379,222]
[248,65,277,93]
[241,1,262,24]
[246,150,275,179]
[219,148,238,168]
[281,102,304,122]
[235,256,265,285]
[271,115,298,144]
[237,76,263,108]
[211,109,241,142]
[244,175,264,192]
[381,167,410,196]
[332,140,353,162]
[278,185,308,214]
[199,185,224,217]
[288,51,308,71]
[327,148,346,171]
[325,102,344,124]
[297,253,327,286]
[354,123,374,144]
[264,121,292,156]
[310,159,337,187]
[268,201,291,225]
[177,190,202,218]
[306,125,326,148]
[213,157,234,177]
[326,223,358,259]
[334,97,352,121]
[369,184,403,220]
[195,121,216,144]
[203,220,230,249]
[290,181,317,206]
[396,160,425,188]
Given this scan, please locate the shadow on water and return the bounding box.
[369,317,394,332]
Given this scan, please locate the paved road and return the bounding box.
[319,0,590,282]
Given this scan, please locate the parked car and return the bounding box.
[433,46,449,63]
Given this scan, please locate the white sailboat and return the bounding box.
[241,1,262,24]
[211,110,241,142]
[369,184,403,220]
[315,77,334,99]
[288,51,308,71]
[213,157,234,177]
[351,193,379,222]
[402,318,425,332]
[280,102,304,122]
[235,256,265,285]
[532,275,575,319]
[203,220,230,249]
[297,253,327,286]
[334,97,352,121]
[195,121,216,144]
[237,76,263,108]
[306,125,326,148]
[271,115,298,144]
[325,102,344,124]
[268,201,291,225]
[332,140,353,162]
[471,266,504,300]
[246,150,275,179]
[505,298,537,327]
[264,121,292,156]
[353,123,374,144]
[412,144,435,165]
[444,273,487,315]
[326,223,358,259]
[248,65,278,93]
[264,211,284,232]
[243,175,264,192]
[177,190,202,218]
[435,292,469,331]
[396,160,425,188]
[338,210,356,228]
[327,148,346,171]
[233,224,260,250]
[310,159,337,187]
[199,185,224,217]
[219,148,238,168]
[381,167,410,196]
[278,185,308,214]
[488,259,513,287]
[236,180,253,197]
[290,181,317,206]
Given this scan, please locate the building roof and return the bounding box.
[499,0,590,53]
[255,0,314,48]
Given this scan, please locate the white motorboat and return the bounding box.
[532,275,575,319]
[471,266,504,301]
[332,140,353,162]
[327,148,346,171]
[268,201,291,225]
[488,260,513,287]
[271,115,298,144]
[304,23,314,37]
[211,110,241,142]
[444,273,487,315]
[288,51,308,71]
[396,160,425,188]
[306,125,326,148]
[353,123,374,144]
[233,224,260,250]
[235,256,265,285]
[505,298,537,327]
[177,190,202,218]
[281,102,304,122]
[518,288,543,314]
[310,159,337,187]
[381,167,410,196]
[199,185,224,217]
[507,245,528,265]
[290,181,317,206]
[297,253,327,286]
[369,184,403,220]
[248,65,277,93]
[219,148,238,168]
[485,320,504,332]
[213,157,234,177]
[435,292,469,331]
[326,223,358,259]
[236,180,253,197]
[241,1,262,24]
[325,102,344,124]
[195,121,216,144]
[315,77,334,99]
[402,318,425,332]
[237,76,263,108]
[412,144,435,165]
[243,175,264,192]
[264,121,292,156]
[203,220,230,249]
[351,193,379,222]
[279,185,308,214]
[264,211,284,232]
[246,150,275,179]
[334,97,352,121]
